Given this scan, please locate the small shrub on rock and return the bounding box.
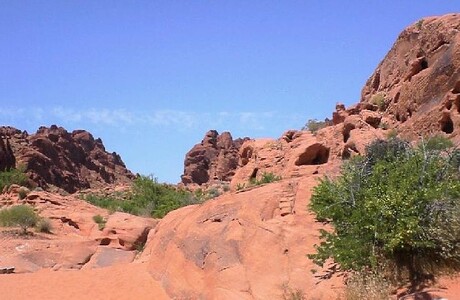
[0,205,39,234]
[18,187,30,200]
[36,218,53,233]
[302,119,328,133]
[92,214,106,230]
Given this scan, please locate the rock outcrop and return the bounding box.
[353,14,460,141]
[0,125,134,193]
[181,130,249,185]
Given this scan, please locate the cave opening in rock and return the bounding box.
[249,168,258,181]
[295,144,330,166]
[420,58,428,70]
[440,114,454,134]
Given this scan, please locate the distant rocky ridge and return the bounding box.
[0,125,134,193]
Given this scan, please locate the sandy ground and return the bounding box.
[0,262,169,300]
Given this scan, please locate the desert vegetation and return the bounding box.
[92,214,106,230]
[0,166,29,192]
[0,205,39,234]
[302,118,329,133]
[237,171,282,191]
[83,175,199,218]
[309,136,460,294]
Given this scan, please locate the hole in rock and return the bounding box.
[394,92,400,103]
[407,108,413,118]
[342,123,355,143]
[440,114,454,134]
[295,144,330,166]
[99,238,111,246]
[420,58,428,70]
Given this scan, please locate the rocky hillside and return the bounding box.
[0,125,134,193]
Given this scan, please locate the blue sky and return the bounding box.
[1,1,458,183]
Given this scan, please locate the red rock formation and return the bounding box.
[181,130,249,185]
[357,14,460,140]
[0,125,134,193]
[0,127,16,171]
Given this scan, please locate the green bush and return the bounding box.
[309,136,460,286]
[0,205,39,234]
[92,214,106,230]
[0,167,29,191]
[84,175,198,219]
[302,119,328,133]
[18,187,30,200]
[371,93,387,111]
[249,172,282,186]
[36,218,53,233]
[131,175,198,218]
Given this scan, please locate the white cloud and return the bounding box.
[0,106,305,134]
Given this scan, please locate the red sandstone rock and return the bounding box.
[360,14,460,141]
[0,125,134,193]
[181,130,249,185]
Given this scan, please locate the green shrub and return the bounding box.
[18,187,30,200]
[92,214,106,230]
[236,183,246,191]
[302,119,328,133]
[84,175,198,219]
[206,187,221,199]
[0,205,39,234]
[416,19,424,30]
[309,136,460,287]
[0,167,29,191]
[257,172,282,184]
[36,218,53,233]
[131,175,198,218]
[222,184,230,192]
[371,93,387,111]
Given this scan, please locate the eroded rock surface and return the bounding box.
[353,14,460,141]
